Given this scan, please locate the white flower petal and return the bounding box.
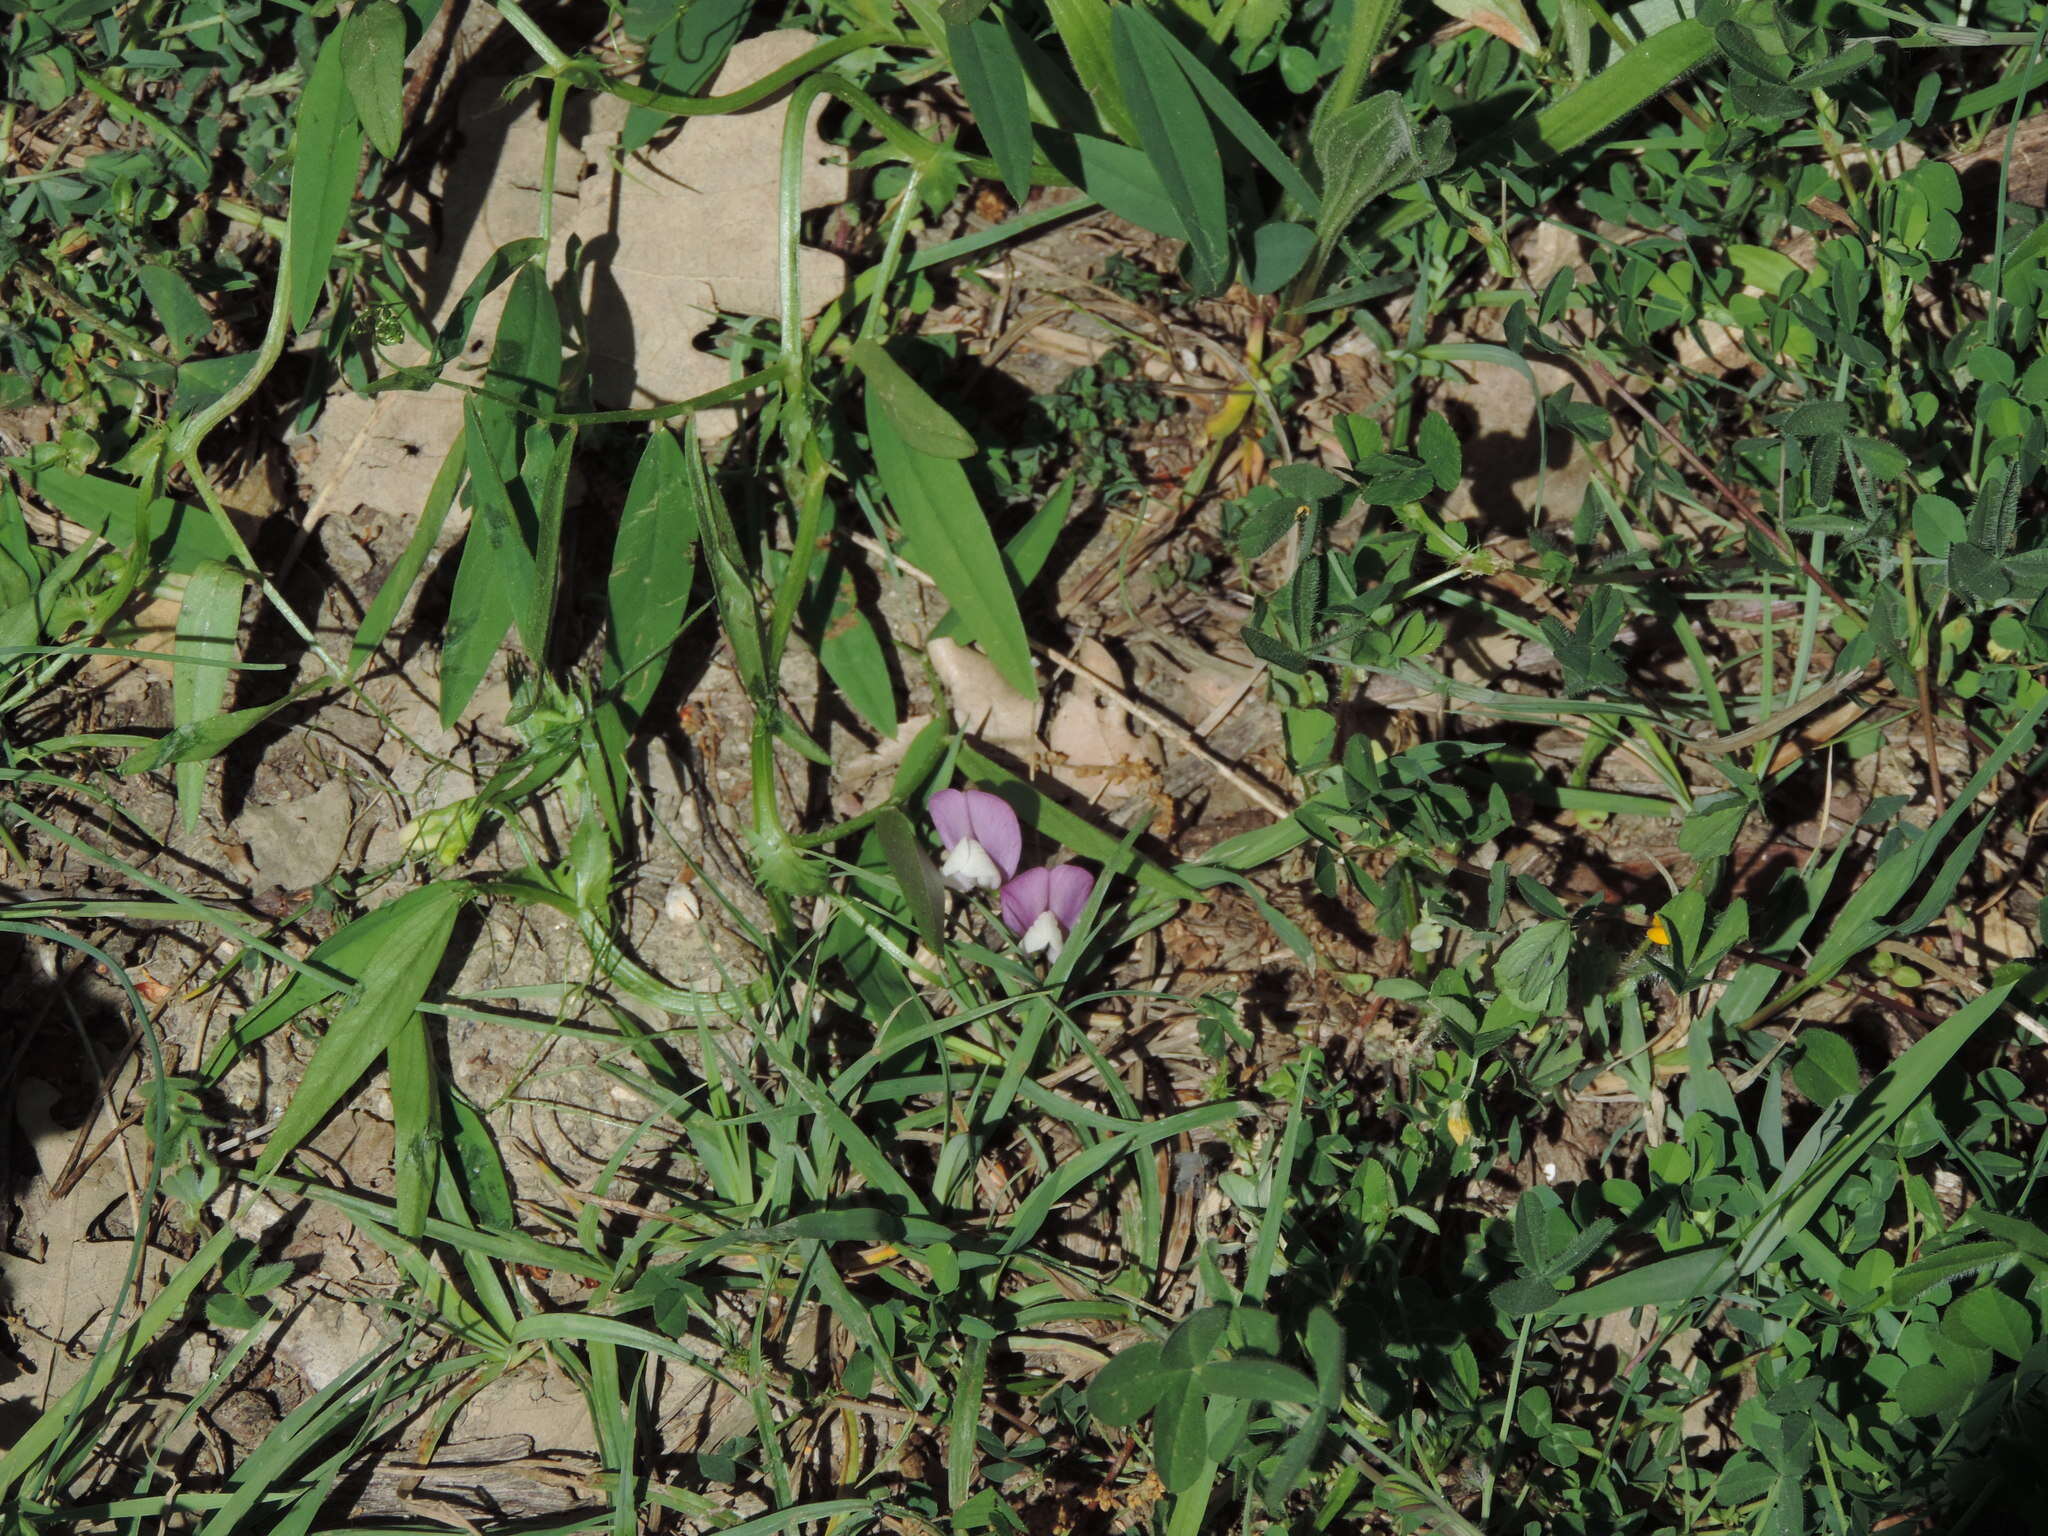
[941,837,1003,892]
[1021,910,1065,959]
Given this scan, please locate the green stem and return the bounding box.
[1321,0,1402,129]
[858,165,929,344]
[538,75,569,265]
[596,31,896,116]
[76,67,207,172]
[491,0,573,73]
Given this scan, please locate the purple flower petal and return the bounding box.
[928,788,970,849]
[962,790,1022,878]
[999,866,1049,938]
[1046,864,1096,929]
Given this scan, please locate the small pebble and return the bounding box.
[663,882,702,924]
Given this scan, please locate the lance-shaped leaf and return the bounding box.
[287,26,365,330]
[867,386,1035,697]
[169,560,245,831]
[255,882,466,1179]
[949,16,1035,205]
[1111,6,1228,293]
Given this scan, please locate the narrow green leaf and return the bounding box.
[119,697,293,776]
[170,354,260,419]
[877,806,947,952]
[816,574,899,735]
[254,882,465,1178]
[999,1101,1245,1255]
[461,395,540,652]
[439,517,515,727]
[386,1010,438,1240]
[1541,1245,1731,1320]
[524,423,575,666]
[691,426,770,702]
[0,1226,237,1500]
[1112,7,1228,292]
[1510,18,1719,161]
[200,886,456,1081]
[18,466,236,573]
[759,1207,910,1244]
[851,338,977,459]
[350,432,467,679]
[1802,692,2047,983]
[1194,1358,1318,1404]
[489,261,564,415]
[1735,975,2021,1277]
[1891,1239,2024,1303]
[948,1333,991,1508]
[949,17,1035,205]
[1262,1410,1329,1510]
[866,387,1035,697]
[1144,19,1319,214]
[603,428,699,723]
[432,237,544,365]
[1070,133,1187,239]
[169,560,245,831]
[443,1088,517,1232]
[286,26,365,331]
[341,0,407,159]
[1045,0,1132,140]
[622,0,749,152]
[1152,1373,1209,1492]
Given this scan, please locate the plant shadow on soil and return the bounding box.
[0,925,149,1434]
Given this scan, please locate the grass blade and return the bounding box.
[1507,18,1719,161]
[0,1225,236,1498]
[386,1009,439,1241]
[999,1100,1246,1255]
[168,559,244,831]
[1801,691,2047,986]
[1735,972,2024,1277]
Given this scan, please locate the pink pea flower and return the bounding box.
[1000,864,1096,961]
[928,788,1023,893]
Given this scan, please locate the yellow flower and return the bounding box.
[1646,916,1672,947]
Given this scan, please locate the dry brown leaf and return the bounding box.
[1043,638,1163,805]
[930,636,1038,752]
